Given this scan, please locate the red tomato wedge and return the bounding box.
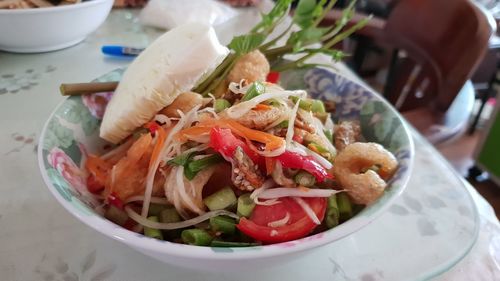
[209,127,261,163]
[237,197,327,243]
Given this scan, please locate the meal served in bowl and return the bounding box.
[78,2,397,246]
[40,0,413,267]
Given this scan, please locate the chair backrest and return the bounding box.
[382,0,494,112]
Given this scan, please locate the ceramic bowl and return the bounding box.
[38,67,414,271]
[0,0,113,53]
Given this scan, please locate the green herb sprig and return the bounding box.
[193,0,369,96]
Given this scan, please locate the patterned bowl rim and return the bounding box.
[38,70,415,260]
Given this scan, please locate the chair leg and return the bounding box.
[383,49,399,99]
[468,89,490,134]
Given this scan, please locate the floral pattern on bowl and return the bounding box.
[37,67,414,268]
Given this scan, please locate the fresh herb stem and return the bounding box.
[312,0,338,27]
[201,58,238,96]
[194,53,237,94]
[259,22,294,51]
[320,0,356,41]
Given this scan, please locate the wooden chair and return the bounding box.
[321,0,495,143]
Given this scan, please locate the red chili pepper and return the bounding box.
[274,151,332,182]
[86,174,104,194]
[266,71,280,84]
[144,121,160,135]
[209,127,261,163]
[107,193,124,210]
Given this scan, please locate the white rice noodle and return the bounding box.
[124,196,170,205]
[258,187,341,199]
[285,98,300,148]
[226,88,307,119]
[101,137,134,160]
[141,105,201,218]
[182,143,210,155]
[192,154,212,161]
[293,197,321,225]
[271,161,294,186]
[293,142,333,170]
[263,108,290,131]
[250,179,281,206]
[267,212,290,227]
[125,206,239,230]
[228,81,249,95]
[199,106,219,119]
[110,165,117,191]
[154,114,171,127]
[176,166,205,215]
[324,113,335,132]
[183,133,210,144]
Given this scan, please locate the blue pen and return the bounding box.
[101,45,144,57]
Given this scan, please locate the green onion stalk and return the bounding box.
[193,0,369,96]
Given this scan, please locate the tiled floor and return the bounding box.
[437,131,500,218]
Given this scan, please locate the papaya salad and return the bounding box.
[82,0,397,246]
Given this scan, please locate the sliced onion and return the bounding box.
[124,196,170,205]
[258,187,341,199]
[267,212,290,227]
[125,206,239,230]
[293,197,321,225]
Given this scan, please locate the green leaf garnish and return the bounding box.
[168,152,196,166]
[228,34,266,55]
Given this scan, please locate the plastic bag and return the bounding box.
[139,0,239,30]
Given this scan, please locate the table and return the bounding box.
[0,8,499,281]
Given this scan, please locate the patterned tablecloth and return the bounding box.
[0,7,499,281]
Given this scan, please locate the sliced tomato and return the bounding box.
[209,127,261,163]
[237,197,327,243]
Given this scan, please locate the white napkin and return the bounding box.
[139,0,239,30]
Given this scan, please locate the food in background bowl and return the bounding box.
[39,0,413,269]
[0,0,85,9]
[0,0,113,52]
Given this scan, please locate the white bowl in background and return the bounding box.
[0,0,113,53]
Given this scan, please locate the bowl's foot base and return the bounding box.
[0,37,86,53]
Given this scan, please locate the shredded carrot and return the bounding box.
[85,155,111,184]
[265,157,276,175]
[177,118,284,151]
[178,125,212,140]
[221,119,284,151]
[253,104,271,111]
[149,127,168,169]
